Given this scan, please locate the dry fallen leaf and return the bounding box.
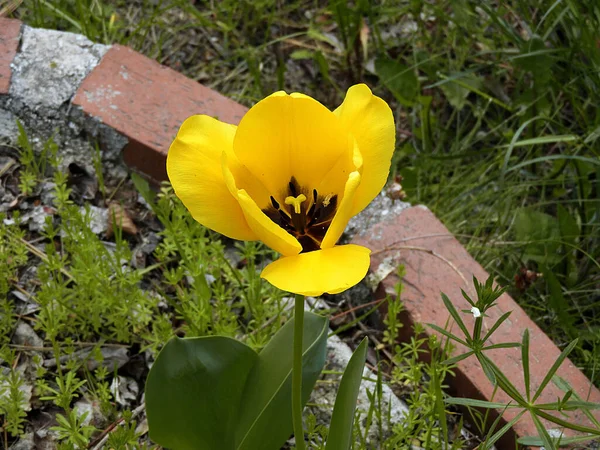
[106,202,138,237]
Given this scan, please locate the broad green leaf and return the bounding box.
[374,56,418,105]
[542,265,575,328]
[398,165,418,191]
[439,73,482,110]
[235,311,329,450]
[325,338,368,450]
[146,312,329,450]
[557,204,579,245]
[513,35,554,85]
[514,208,561,264]
[146,337,257,450]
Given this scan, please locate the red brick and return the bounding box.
[0,18,21,95]
[352,206,600,449]
[72,45,248,182]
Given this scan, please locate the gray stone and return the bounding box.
[345,193,411,241]
[0,108,19,144]
[10,27,109,115]
[110,376,139,407]
[307,334,408,447]
[68,106,129,169]
[12,322,44,348]
[9,433,34,450]
[81,205,109,235]
[44,347,129,371]
[22,205,52,232]
[40,182,57,207]
[74,397,106,427]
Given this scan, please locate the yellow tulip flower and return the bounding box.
[167,84,395,296]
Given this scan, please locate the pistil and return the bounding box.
[284,194,307,214]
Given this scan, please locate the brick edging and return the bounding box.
[351,206,600,448]
[0,18,21,95]
[71,44,247,182]
[1,17,598,449]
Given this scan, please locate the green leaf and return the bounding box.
[522,329,530,401]
[518,434,597,447]
[513,35,554,85]
[531,413,558,450]
[236,312,329,450]
[499,134,578,148]
[146,337,257,450]
[482,311,512,343]
[514,208,561,264]
[557,204,579,245]
[146,312,329,450]
[290,49,314,60]
[443,350,475,365]
[130,172,156,209]
[325,338,368,450]
[441,293,471,340]
[532,338,578,403]
[438,72,482,110]
[444,397,511,409]
[482,409,526,450]
[374,56,418,106]
[542,265,575,329]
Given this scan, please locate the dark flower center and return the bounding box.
[262,177,338,252]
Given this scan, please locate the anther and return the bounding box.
[285,194,307,214]
[288,181,297,196]
[323,194,333,207]
[270,196,280,209]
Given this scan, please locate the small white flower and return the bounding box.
[471,306,481,318]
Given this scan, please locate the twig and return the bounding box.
[10,232,74,281]
[330,298,386,321]
[9,342,130,352]
[88,403,145,450]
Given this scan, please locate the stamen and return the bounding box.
[270,196,280,209]
[288,180,298,196]
[285,194,307,214]
[323,194,334,207]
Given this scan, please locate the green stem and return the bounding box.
[292,293,306,450]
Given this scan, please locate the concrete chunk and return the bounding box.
[10,27,109,114]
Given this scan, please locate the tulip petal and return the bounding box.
[234,92,354,202]
[167,115,257,241]
[261,245,371,296]
[334,84,395,215]
[237,189,302,257]
[320,171,361,249]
